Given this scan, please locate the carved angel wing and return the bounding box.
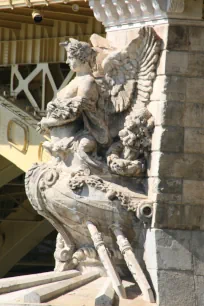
[90,33,116,77]
[101,27,161,113]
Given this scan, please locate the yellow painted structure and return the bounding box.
[0,0,85,9]
[0,2,104,65]
[0,96,48,172]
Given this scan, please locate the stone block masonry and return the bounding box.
[146,22,204,306]
[148,24,204,209]
[144,229,204,306]
[107,20,204,306]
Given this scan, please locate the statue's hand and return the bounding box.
[36,117,51,134]
[36,96,95,134]
[37,117,62,134]
[47,100,57,113]
[36,122,43,134]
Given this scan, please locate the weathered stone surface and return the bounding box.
[151,75,186,102]
[95,278,115,306]
[144,229,204,305]
[150,76,167,102]
[148,151,161,177]
[153,203,204,230]
[157,270,196,306]
[149,152,204,180]
[184,103,204,128]
[144,230,157,270]
[192,232,204,276]
[145,229,192,271]
[148,178,183,195]
[164,51,188,76]
[148,178,182,204]
[195,276,204,306]
[155,193,182,205]
[189,27,204,52]
[153,24,168,49]
[188,53,204,77]
[167,26,189,51]
[24,272,100,303]
[148,101,184,127]
[186,78,204,103]
[183,180,204,205]
[106,30,128,49]
[158,50,204,77]
[146,268,158,298]
[146,230,204,279]
[0,270,80,294]
[161,101,184,126]
[152,126,184,152]
[184,128,204,153]
[156,50,167,76]
[157,229,192,271]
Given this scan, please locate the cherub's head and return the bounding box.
[61,39,96,72]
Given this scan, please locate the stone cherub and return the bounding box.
[38,27,160,177]
[39,38,111,164]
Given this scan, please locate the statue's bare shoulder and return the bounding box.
[77,75,98,100]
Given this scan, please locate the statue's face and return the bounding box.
[66,54,82,72]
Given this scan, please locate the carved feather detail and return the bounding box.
[98,27,161,113]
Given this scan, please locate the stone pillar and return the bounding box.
[89,1,204,305]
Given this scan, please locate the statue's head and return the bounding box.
[60,39,96,72]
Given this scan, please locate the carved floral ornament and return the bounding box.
[25,27,162,302]
[89,0,185,27]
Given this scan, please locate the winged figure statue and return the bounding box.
[25,27,161,302]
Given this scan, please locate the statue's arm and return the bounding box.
[39,77,98,132]
[48,77,97,114]
[76,77,98,111]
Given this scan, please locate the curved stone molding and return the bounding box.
[125,0,142,19]
[112,0,130,22]
[100,0,119,25]
[88,0,204,28]
[89,0,107,24]
[167,0,185,13]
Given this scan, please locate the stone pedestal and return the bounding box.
[89,1,204,305]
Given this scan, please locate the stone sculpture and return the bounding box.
[89,0,185,28]
[25,26,161,302]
